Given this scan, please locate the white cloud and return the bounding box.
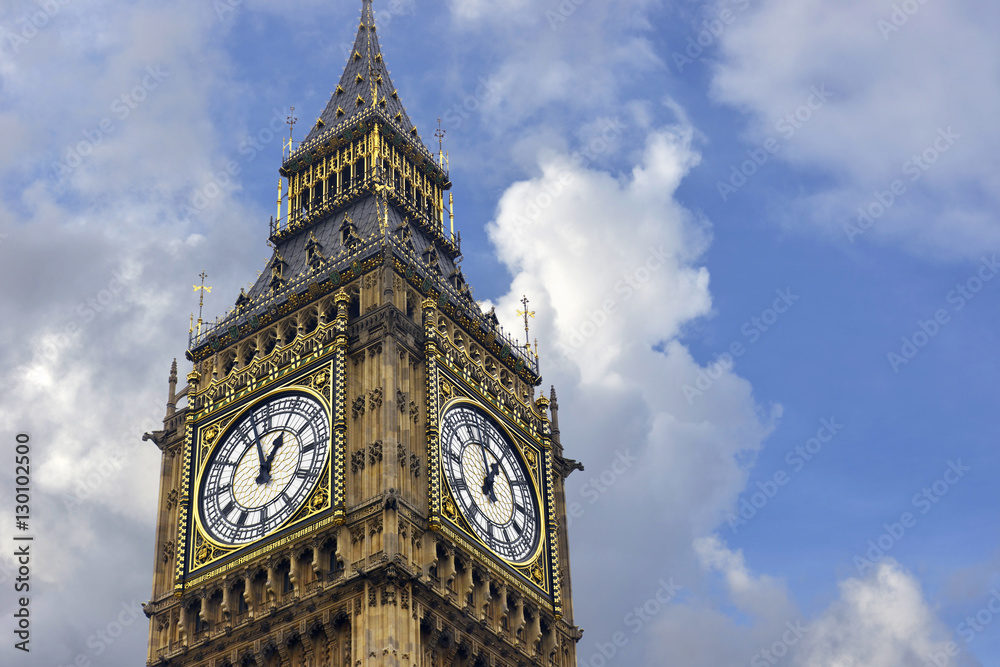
[712,0,1000,257]
[484,118,790,660]
[643,540,957,667]
[795,559,956,666]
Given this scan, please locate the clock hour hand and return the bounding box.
[255,434,283,485]
[482,462,500,503]
[265,434,284,466]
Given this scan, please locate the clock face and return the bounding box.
[440,404,540,563]
[198,391,330,546]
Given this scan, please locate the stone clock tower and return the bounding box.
[142,2,583,666]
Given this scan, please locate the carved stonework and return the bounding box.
[368,440,383,465]
[351,450,366,473]
[351,396,366,419]
[369,387,383,411]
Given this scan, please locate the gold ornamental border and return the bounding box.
[188,381,334,565]
[436,396,548,570]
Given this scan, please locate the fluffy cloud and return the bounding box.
[642,540,956,667]
[485,118,786,660]
[712,0,1000,256]
[0,2,272,665]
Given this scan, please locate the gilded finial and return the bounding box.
[194,271,212,337]
[517,295,535,350]
[435,118,446,167]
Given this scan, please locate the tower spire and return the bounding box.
[301,0,423,149]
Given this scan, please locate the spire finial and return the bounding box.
[517,295,535,349]
[435,118,446,167]
[285,106,297,158]
[194,271,212,337]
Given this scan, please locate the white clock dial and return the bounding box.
[198,391,330,546]
[440,404,540,563]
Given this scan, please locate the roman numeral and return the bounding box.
[236,511,248,527]
[222,501,235,516]
[301,442,316,453]
[295,469,314,479]
[453,477,467,492]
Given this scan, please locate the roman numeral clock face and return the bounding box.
[198,391,330,547]
[440,404,540,564]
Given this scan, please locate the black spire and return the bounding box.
[303,0,419,148]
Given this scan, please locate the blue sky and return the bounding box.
[0,1,998,665]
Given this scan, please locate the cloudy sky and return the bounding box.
[1,0,998,665]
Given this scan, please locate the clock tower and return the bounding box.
[142,2,583,666]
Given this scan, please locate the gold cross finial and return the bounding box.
[435,118,446,167]
[285,106,298,158]
[194,271,212,337]
[517,295,535,349]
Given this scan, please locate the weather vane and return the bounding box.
[194,271,212,337]
[517,295,535,349]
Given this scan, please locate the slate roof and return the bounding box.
[241,198,460,306]
[303,0,423,153]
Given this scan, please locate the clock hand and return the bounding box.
[480,443,490,474]
[255,433,284,486]
[250,410,266,467]
[265,434,284,466]
[482,462,500,503]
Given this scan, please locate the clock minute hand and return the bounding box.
[250,411,266,466]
